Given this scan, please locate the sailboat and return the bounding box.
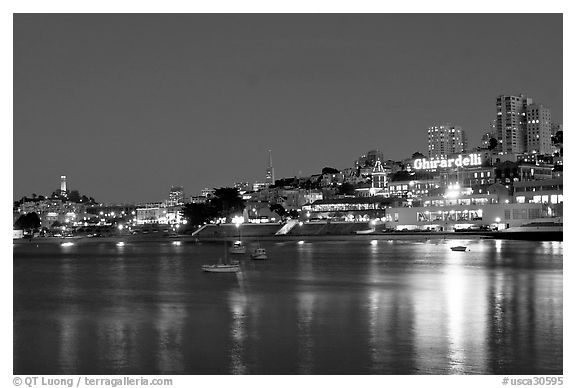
[202,242,240,273]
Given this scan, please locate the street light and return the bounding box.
[232,215,244,241]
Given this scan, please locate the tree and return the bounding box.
[180,202,218,228]
[69,190,81,203]
[322,167,340,175]
[14,212,41,230]
[287,209,300,219]
[488,137,498,151]
[210,187,245,222]
[412,151,425,159]
[338,182,356,196]
[270,204,286,218]
[552,130,563,145]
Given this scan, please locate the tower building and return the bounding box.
[526,104,552,155]
[266,150,275,185]
[60,175,67,195]
[496,94,532,154]
[427,124,467,159]
[168,186,185,205]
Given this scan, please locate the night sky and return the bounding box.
[13,13,563,204]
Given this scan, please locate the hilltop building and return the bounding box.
[427,124,467,159]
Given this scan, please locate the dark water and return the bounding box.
[13,238,563,375]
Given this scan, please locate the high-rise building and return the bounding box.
[496,94,532,154]
[168,186,184,205]
[60,175,67,193]
[526,104,553,155]
[265,150,275,185]
[427,124,467,159]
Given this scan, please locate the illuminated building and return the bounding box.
[513,178,563,206]
[168,186,185,205]
[60,175,67,193]
[385,194,560,232]
[266,150,275,185]
[526,104,553,155]
[302,197,401,221]
[496,94,532,154]
[135,203,182,225]
[370,159,388,193]
[427,124,467,159]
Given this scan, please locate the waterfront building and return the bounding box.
[526,104,553,155]
[427,124,467,159]
[384,201,554,231]
[496,94,532,154]
[384,171,562,231]
[135,202,182,225]
[302,196,402,221]
[493,161,554,184]
[513,178,563,205]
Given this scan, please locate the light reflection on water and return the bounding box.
[13,239,562,375]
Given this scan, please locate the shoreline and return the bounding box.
[13,230,561,245]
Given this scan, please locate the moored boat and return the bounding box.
[229,240,246,254]
[201,263,240,273]
[450,246,468,251]
[202,242,240,273]
[495,219,563,241]
[250,247,268,260]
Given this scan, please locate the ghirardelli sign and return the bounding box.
[413,153,482,170]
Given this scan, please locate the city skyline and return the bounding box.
[13,13,562,203]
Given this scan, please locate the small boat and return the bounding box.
[250,247,268,260]
[229,240,246,254]
[450,246,468,252]
[202,242,240,273]
[201,263,240,273]
[355,228,375,235]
